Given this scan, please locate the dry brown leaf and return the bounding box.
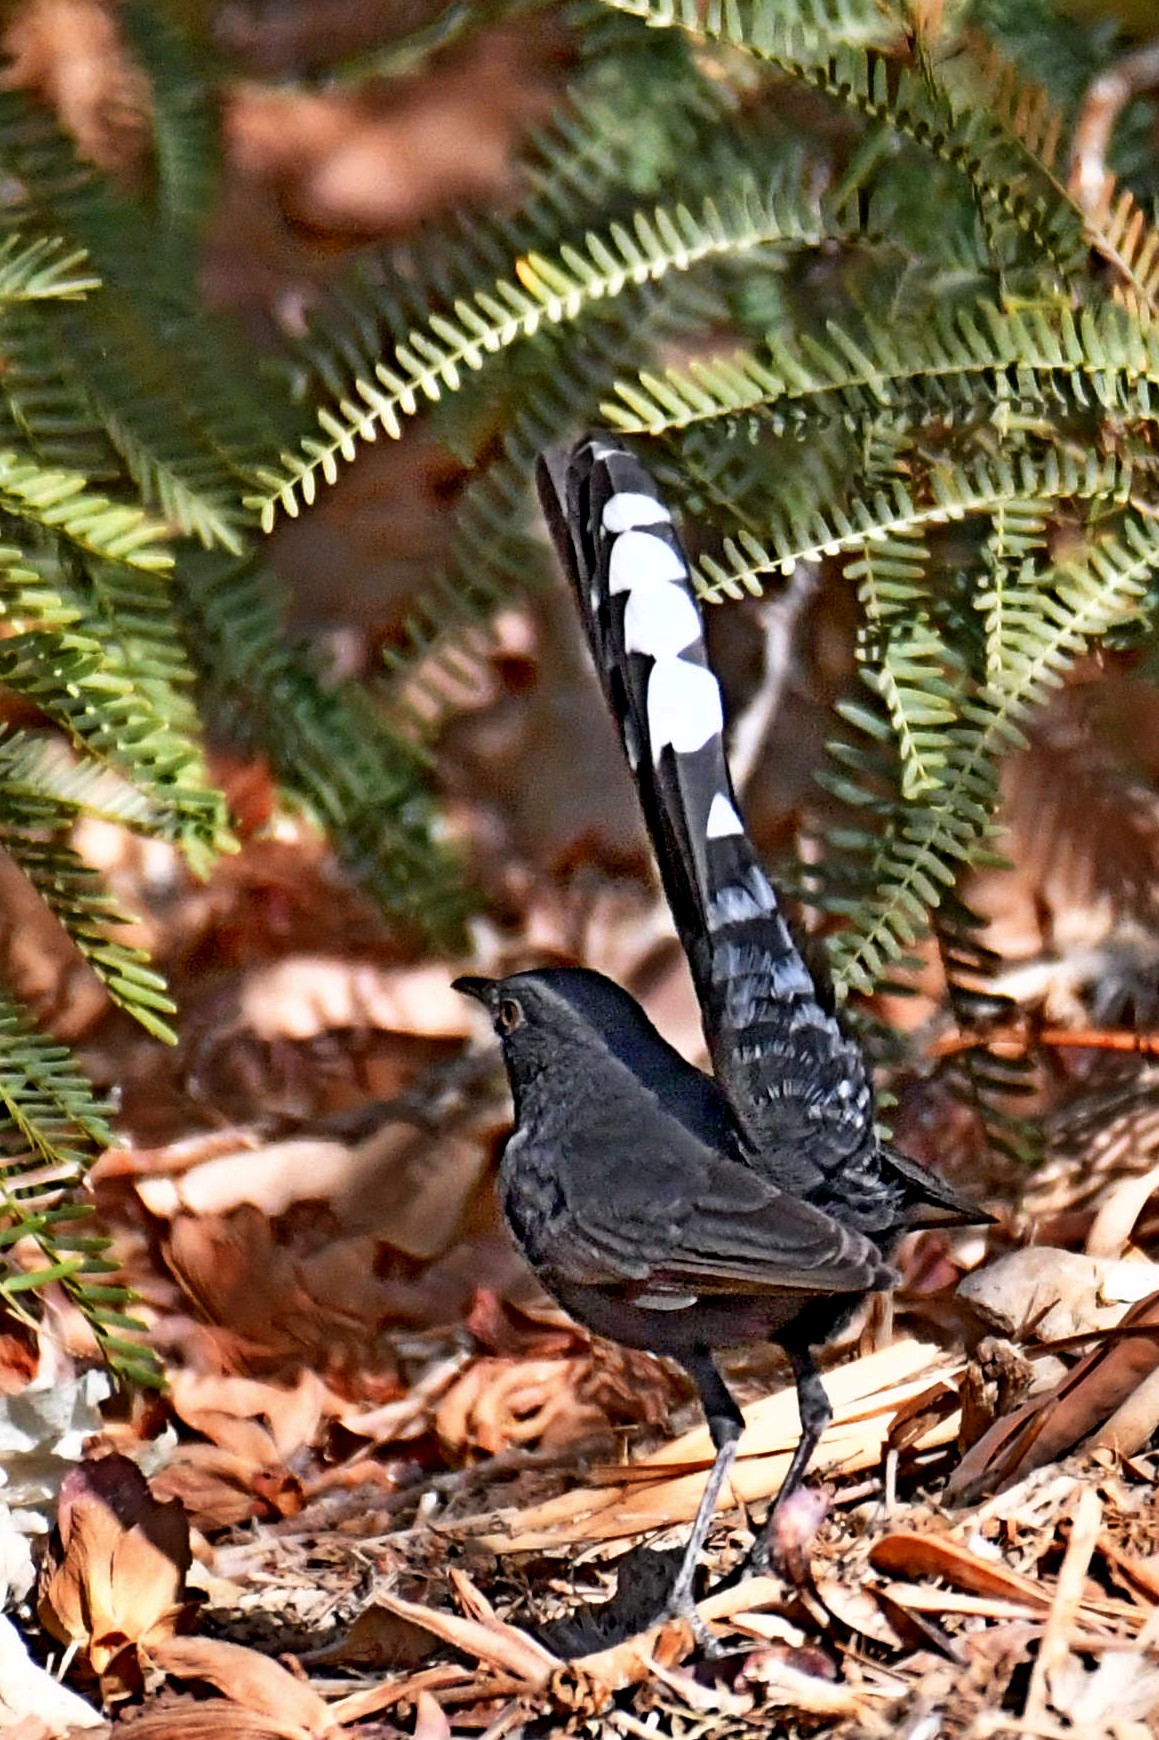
[136,1119,490,1255]
[869,1529,1054,1609]
[2,0,147,173]
[326,1664,474,1728]
[232,958,475,1043]
[948,1290,1159,1501]
[870,1525,1136,1638]
[735,1652,880,1718]
[1024,1486,1105,1723]
[150,1440,304,1533]
[148,1637,329,1734]
[364,1588,559,1686]
[0,1310,39,1394]
[435,1356,612,1456]
[1100,1538,1159,1605]
[465,1338,959,1551]
[224,23,554,235]
[304,1601,438,1672]
[1085,1162,1159,1258]
[93,1130,261,1183]
[38,1452,192,1691]
[168,1370,333,1463]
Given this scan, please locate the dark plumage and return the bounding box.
[454,435,979,1627]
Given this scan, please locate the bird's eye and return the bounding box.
[496,997,523,1035]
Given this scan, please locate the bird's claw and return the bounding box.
[663,1587,727,1657]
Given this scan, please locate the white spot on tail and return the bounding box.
[608,530,686,594]
[706,792,744,838]
[647,658,723,757]
[623,575,700,658]
[602,491,672,534]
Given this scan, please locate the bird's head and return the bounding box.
[452,966,647,1055]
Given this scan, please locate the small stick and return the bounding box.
[1023,1486,1104,1726]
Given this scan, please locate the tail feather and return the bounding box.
[537,435,880,1204]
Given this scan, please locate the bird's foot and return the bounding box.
[662,1583,726,1657]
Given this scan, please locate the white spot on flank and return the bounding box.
[706,792,744,838]
[602,491,672,534]
[608,530,686,594]
[635,1290,697,1311]
[623,575,700,658]
[647,658,723,757]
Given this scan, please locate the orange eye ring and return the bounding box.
[496,997,523,1035]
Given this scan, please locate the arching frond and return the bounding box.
[250,179,862,526]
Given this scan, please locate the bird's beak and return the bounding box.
[452,975,496,1007]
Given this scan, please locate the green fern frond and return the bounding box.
[847,531,957,801]
[607,298,1159,438]
[0,991,158,1381]
[695,449,1130,598]
[831,512,1159,990]
[0,732,162,832]
[120,3,221,259]
[0,452,173,570]
[250,179,860,526]
[0,629,227,865]
[602,0,1089,276]
[179,549,468,941]
[602,0,898,51]
[930,894,1042,1167]
[1086,186,1159,317]
[0,832,175,1040]
[0,234,99,304]
[387,278,730,704]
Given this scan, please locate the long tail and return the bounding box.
[536,435,883,1209]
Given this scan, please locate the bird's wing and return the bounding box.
[536,436,878,1195]
[543,1128,890,1300]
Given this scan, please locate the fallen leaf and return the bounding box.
[947,1290,1159,1501]
[365,1587,560,1686]
[465,1339,960,1551]
[148,1636,329,1731]
[435,1356,612,1456]
[38,1452,193,1693]
[1024,1486,1104,1723]
[411,1690,452,1740]
[870,1530,1053,1609]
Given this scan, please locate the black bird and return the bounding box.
[455,435,977,1623]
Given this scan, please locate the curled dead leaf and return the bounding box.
[947,1290,1159,1502]
[148,1636,329,1733]
[38,1452,192,1694]
[435,1356,613,1456]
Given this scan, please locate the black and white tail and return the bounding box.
[537,435,887,1208]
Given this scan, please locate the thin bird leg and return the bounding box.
[746,1347,831,1576]
[665,1350,744,1629]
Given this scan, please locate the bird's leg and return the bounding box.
[663,1350,744,1647]
[746,1347,830,1576]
